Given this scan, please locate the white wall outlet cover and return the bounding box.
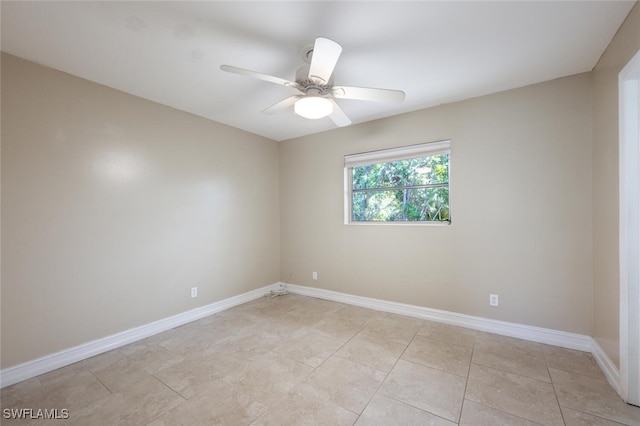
[191,287,198,298]
[489,294,499,306]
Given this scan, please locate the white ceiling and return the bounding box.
[1,1,635,141]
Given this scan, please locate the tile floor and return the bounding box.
[2,294,640,425]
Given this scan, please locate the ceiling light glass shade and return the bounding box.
[294,96,333,119]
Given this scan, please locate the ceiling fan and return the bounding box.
[220,37,405,127]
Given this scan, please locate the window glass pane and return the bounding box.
[351,153,450,222]
[352,154,449,190]
[352,187,450,222]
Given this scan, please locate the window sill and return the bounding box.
[345,221,451,226]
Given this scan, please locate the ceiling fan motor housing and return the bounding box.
[295,66,332,95]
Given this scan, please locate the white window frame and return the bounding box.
[344,140,451,225]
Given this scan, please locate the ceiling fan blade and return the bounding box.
[328,99,352,127]
[308,37,342,84]
[220,65,300,89]
[261,96,301,114]
[332,86,406,103]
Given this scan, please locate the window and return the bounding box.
[344,140,451,224]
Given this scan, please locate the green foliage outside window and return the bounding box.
[351,154,450,222]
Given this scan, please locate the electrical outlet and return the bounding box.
[489,293,499,307]
[312,271,318,280]
[191,287,198,298]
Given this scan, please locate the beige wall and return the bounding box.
[592,2,640,368]
[1,54,280,368]
[280,73,594,335]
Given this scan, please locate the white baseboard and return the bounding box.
[0,283,279,389]
[591,338,621,394]
[281,282,593,352]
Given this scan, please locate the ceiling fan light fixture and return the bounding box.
[294,96,333,119]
